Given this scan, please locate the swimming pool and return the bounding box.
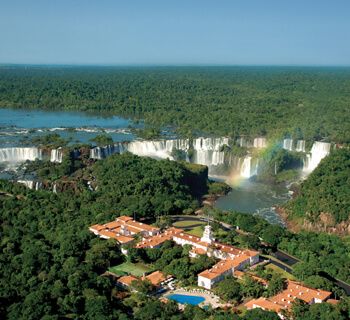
[167,294,205,305]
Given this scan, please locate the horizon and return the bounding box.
[1,0,349,66]
[1,63,350,68]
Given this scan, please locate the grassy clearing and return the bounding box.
[265,263,296,280]
[186,225,204,237]
[172,220,206,228]
[109,262,152,277]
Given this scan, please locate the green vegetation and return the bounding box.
[287,148,350,224]
[208,181,231,195]
[90,153,207,219]
[0,153,212,319]
[125,241,216,286]
[25,152,210,217]
[1,66,349,142]
[22,133,69,148]
[256,149,304,183]
[90,133,114,146]
[1,155,350,318]
[172,220,206,228]
[265,263,296,281]
[185,225,205,237]
[109,262,152,277]
[215,278,242,302]
[132,127,162,140]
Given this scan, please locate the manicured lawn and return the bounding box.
[186,226,204,237]
[109,262,152,277]
[265,263,296,280]
[172,220,206,228]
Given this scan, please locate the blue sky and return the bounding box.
[0,0,349,65]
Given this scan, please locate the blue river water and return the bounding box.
[0,108,140,147]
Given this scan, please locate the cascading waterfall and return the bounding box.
[295,140,306,152]
[283,139,293,151]
[253,137,267,149]
[303,141,331,173]
[192,137,228,167]
[126,140,185,159]
[237,137,251,148]
[0,147,42,162]
[17,180,42,190]
[17,180,34,189]
[90,144,124,159]
[50,148,63,163]
[1,136,329,183]
[240,156,252,178]
[238,156,259,178]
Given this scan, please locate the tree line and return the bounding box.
[1,66,349,142]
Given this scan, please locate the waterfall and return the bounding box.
[50,148,63,163]
[237,137,250,148]
[53,183,57,193]
[35,181,42,190]
[191,137,228,167]
[303,141,331,173]
[253,137,267,149]
[90,144,122,159]
[239,156,259,178]
[192,137,229,151]
[17,180,42,190]
[0,147,42,162]
[211,151,225,166]
[296,140,306,152]
[283,139,293,151]
[17,180,34,189]
[241,156,252,178]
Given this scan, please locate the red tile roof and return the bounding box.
[142,271,171,286]
[117,275,139,287]
[245,280,332,313]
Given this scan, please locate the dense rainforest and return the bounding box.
[286,149,350,231]
[0,154,209,319]
[0,66,350,142]
[1,175,350,319]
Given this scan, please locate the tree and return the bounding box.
[266,274,286,297]
[291,298,309,319]
[293,261,319,281]
[241,276,265,298]
[215,278,242,302]
[85,240,121,272]
[261,225,285,248]
[243,308,280,320]
[130,279,154,294]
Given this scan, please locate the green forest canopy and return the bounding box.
[1,151,350,318]
[0,154,208,318]
[287,148,350,223]
[0,66,349,142]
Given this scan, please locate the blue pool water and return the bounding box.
[167,294,205,305]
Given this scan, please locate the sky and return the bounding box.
[0,0,349,66]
